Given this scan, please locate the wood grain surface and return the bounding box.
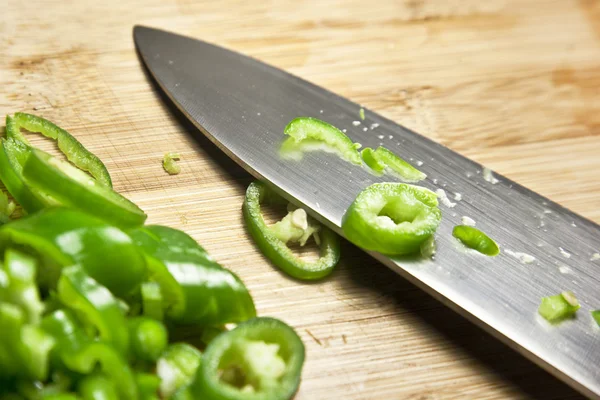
[2,0,600,398]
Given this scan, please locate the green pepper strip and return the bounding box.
[342,182,441,255]
[538,292,580,323]
[195,317,305,400]
[592,310,600,326]
[130,225,256,325]
[452,225,500,256]
[58,265,130,354]
[41,309,138,399]
[10,113,112,188]
[361,146,426,182]
[0,207,146,297]
[157,343,202,398]
[22,148,147,229]
[135,372,161,400]
[243,181,340,280]
[141,281,164,321]
[0,190,16,225]
[1,249,44,324]
[0,303,55,381]
[128,317,168,362]
[0,138,57,213]
[281,117,362,165]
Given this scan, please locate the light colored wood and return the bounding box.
[2,0,599,398]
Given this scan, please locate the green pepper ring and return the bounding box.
[342,182,441,255]
[243,181,340,280]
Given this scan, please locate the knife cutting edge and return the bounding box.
[133,25,600,398]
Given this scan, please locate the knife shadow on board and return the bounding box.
[134,45,584,400]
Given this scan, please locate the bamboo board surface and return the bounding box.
[2,0,600,398]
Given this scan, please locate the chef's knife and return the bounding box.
[134,26,600,398]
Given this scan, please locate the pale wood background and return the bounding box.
[2,0,600,398]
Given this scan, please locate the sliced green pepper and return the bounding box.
[57,265,129,354]
[78,374,119,400]
[163,153,181,175]
[282,117,362,165]
[538,291,580,323]
[342,183,441,255]
[128,317,168,362]
[452,225,500,256]
[157,343,202,398]
[10,113,112,188]
[135,373,161,400]
[130,225,256,325]
[22,148,146,229]
[1,249,44,324]
[41,310,138,399]
[194,317,305,400]
[0,190,16,224]
[0,208,146,297]
[0,303,55,381]
[592,310,600,326]
[0,138,57,213]
[141,281,164,321]
[361,146,426,182]
[243,181,340,280]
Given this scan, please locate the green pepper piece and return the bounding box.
[41,310,138,399]
[10,113,112,188]
[538,291,580,323]
[1,249,44,324]
[342,182,441,255]
[370,146,426,182]
[282,117,362,165]
[130,225,256,325]
[0,303,55,381]
[360,147,385,174]
[243,181,340,280]
[58,265,129,354]
[141,281,164,321]
[0,138,56,213]
[128,317,168,362]
[163,153,181,175]
[0,207,146,296]
[592,310,600,326]
[78,374,119,400]
[157,343,202,398]
[194,317,305,400]
[0,190,16,225]
[22,148,146,229]
[452,225,500,256]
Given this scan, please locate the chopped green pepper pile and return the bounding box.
[0,113,305,400]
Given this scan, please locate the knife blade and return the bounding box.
[133,26,600,398]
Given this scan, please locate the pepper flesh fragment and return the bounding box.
[342,183,441,255]
[163,152,181,175]
[361,146,426,182]
[243,181,340,280]
[452,225,500,256]
[538,292,580,322]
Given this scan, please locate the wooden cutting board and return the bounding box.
[2,0,600,398]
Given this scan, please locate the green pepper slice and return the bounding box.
[243,181,340,280]
[0,208,146,297]
[157,343,202,398]
[136,372,161,400]
[0,138,57,213]
[452,225,500,256]
[57,266,130,354]
[361,146,426,182]
[194,317,305,400]
[41,309,138,399]
[78,374,119,400]
[22,148,146,229]
[342,183,441,255]
[281,117,362,165]
[1,249,44,324]
[592,310,600,326]
[128,317,168,362]
[9,113,112,188]
[538,291,580,323]
[130,225,256,325]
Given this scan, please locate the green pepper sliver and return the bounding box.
[361,146,426,182]
[0,208,146,297]
[157,343,202,398]
[1,249,44,324]
[538,291,580,323]
[452,225,500,256]
[128,317,168,362]
[243,181,340,280]
[282,117,362,165]
[10,113,112,187]
[129,225,256,325]
[41,309,138,399]
[22,148,146,229]
[194,317,305,400]
[342,183,441,255]
[0,137,57,213]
